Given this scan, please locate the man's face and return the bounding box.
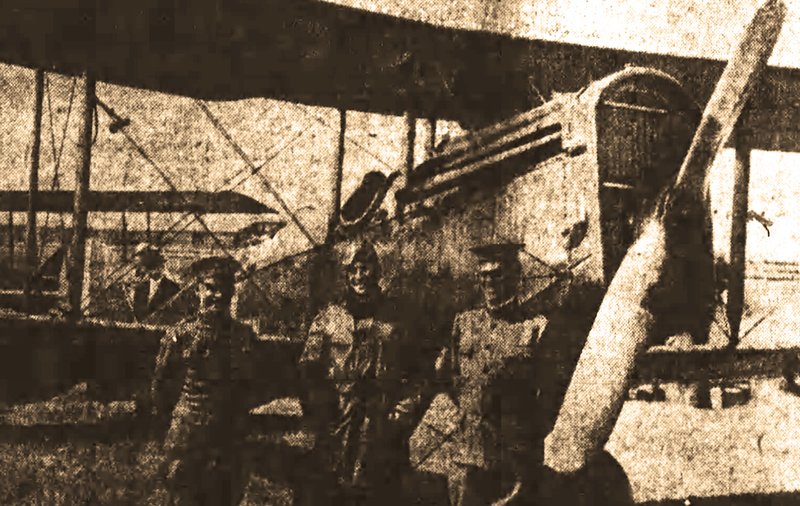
[479,261,519,308]
[347,261,377,297]
[197,274,233,317]
[135,253,162,279]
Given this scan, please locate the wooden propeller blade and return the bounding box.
[544,0,786,474]
[674,0,786,194]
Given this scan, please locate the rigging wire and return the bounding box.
[83,97,569,326]
[295,105,395,172]
[86,108,304,306]
[79,161,273,315]
[90,97,394,304]
[93,234,327,324]
[138,180,584,330]
[81,101,296,313]
[74,95,587,334]
[79,129,596,329]
[38,76,76,259]
[88,167,271,308]
[194,100,317,246]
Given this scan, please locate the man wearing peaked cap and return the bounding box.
[415,241,634,505]
[422,241,549,506]
[151,253,258,506]
[470,242,524,315]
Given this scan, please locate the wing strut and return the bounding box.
[326,109,347,243]
[64,75,96,318]
[727,127,751,346]
[398,111,417,219]
[23,69,44,312]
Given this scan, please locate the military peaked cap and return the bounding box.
[469,242,524,262]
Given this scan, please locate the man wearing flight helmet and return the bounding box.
[298,240,417,505]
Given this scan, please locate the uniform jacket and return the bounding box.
[150,316,257,456]
[441,301,548,470]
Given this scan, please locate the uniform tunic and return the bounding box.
[299,297,411,503]
[151,317,257,506]
[443,302,548,505]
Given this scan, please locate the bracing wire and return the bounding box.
[83,97,551,326]
[81,100,304,313]
[67,93,577,336]
[87,139,300,306]
[90,97,401,305]
[85,107,304,309]
[194,100,317,246]
[38,76,76,258]
[295,105,395,172]
[136,164,577,327]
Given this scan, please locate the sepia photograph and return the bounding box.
[0,0,798,504]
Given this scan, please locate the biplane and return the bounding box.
[0,0,799,504]
[0,189,278,308]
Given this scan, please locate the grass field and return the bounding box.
[0,438,161,505]
[0,394,297,505]
[5,384,800,505]
[0,435,297,505]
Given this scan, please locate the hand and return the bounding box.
[434,348,450,375]
[389,396,418,423]
[551,263,573,281]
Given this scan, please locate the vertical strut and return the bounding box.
[727,127,751,346]
[23,69,45,310]
[65,74,96,318]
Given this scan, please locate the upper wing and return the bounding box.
[0,0,797,151]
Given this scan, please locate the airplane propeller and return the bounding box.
[544,0,787,475]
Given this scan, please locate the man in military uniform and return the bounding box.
[434,242,548,506]
[150,255,257,506]
[298,241,417,505]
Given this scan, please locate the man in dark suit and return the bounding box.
[128,242,182,323]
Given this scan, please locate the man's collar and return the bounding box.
[345,288,383,318]
[486,296,520,319]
